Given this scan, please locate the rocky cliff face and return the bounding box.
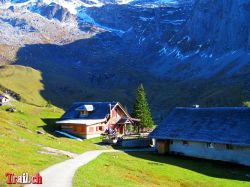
[151,0,250,80]
[0,0,250,118]
[172,0,250,54]
[31,2,76,22]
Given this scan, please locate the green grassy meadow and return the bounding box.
[0,65,46,106]
[1,64,250,187]
[0,65,107,186]
[73,152,250,187]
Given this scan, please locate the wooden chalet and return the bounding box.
[56,102,137,139]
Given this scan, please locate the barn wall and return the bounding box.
[170,140,250,166]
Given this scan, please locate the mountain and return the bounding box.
[30,2,76,22]
[0,0,250,121]
[173,0,250,53]
[152,0,250,79]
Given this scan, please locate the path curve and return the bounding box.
[26,148,154,187]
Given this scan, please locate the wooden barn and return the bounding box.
[56,102,136,139]
[150,107,250,166]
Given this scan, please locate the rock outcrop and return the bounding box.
[172,0,250,53]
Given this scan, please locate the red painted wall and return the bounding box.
[82,126,86,133]
[61,124,87,135]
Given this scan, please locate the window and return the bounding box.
[207,142,214,148]
[182,141,189,145]
[79,110,88,118]
[226,144,233,150]
[96,126,103,131]
[89,127,94,133]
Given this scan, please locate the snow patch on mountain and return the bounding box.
[77,6,127,36]
[42,0,80,14]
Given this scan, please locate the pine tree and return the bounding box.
[132,84,155,132]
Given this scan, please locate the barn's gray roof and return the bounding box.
[0,95,8,99]
[150,107,250,146]
[61,102,117,120]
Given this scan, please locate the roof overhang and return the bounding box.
[117,118,133,124]
[0,95,9,99]
[149,135,250,147]
[111,102,134,120]
[56,118,106,126]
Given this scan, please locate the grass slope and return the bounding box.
[0,65,46,106]
[73,152,250,187]
[0,65,107,186]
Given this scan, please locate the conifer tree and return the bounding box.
[132,84,155,131]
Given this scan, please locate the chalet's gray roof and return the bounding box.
[150,107,250,146]
[61,102,117,120]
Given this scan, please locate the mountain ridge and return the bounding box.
[0,0,250,120]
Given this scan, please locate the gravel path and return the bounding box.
[26,148,154,187]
